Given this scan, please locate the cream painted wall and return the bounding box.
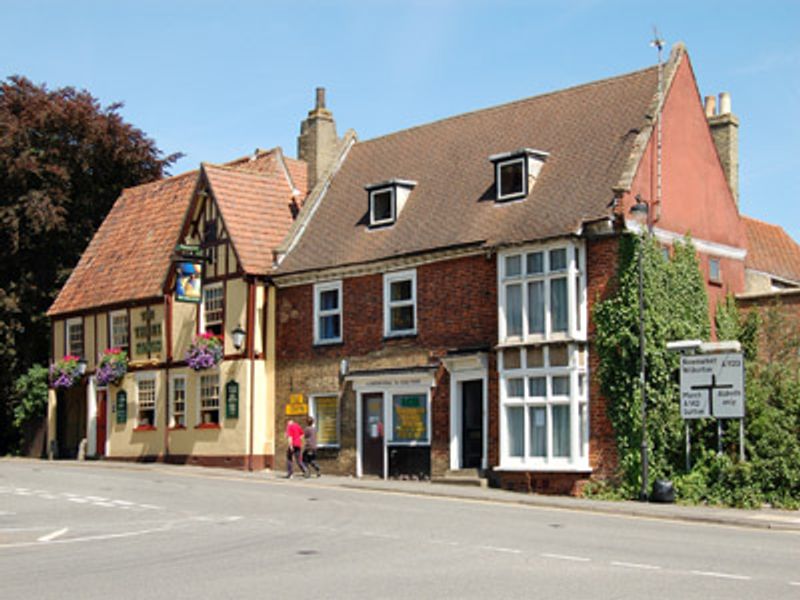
[85,316,96,370]
[264,285,277,455]
[172,300,197,361]
[53,320,65,360]
[224,280,248,356]
[254,284,264,356]
[106,370,166,458]
[129,305,165,364]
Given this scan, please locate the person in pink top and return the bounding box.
[285,419,308,479]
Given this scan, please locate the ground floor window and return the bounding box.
[499,343,588,469]
[171,376,186,427]
[199,374,220,425]
[391,393,429,443]
[136,376,157,428]
[310,395,339,447]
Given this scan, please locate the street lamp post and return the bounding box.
[631,195,651,501]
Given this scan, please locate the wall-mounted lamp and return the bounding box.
[232,325,246,351]
[339,358,350,378]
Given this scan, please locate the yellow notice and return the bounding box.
[286,393,308,416]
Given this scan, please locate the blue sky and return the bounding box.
[3,1,799,240]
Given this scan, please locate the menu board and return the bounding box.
[315,396,338,446]
[115,391,127,424]
[392,394,427,442]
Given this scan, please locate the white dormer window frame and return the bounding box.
[490,148,549,203]
[369,187,396,227]
[496,157,528,201]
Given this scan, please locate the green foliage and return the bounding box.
[0,76,179,452]
[594,234,709,497]
[12,364,48,431]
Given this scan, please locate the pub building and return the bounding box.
[46,148,306,468]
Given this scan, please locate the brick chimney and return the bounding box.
[705,92,739,208]
[298,87,340,190]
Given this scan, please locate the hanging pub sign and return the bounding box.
[225,380,239,419]
[175,260,203,303]
[116,390,127,424]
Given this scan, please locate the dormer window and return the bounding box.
[365,179,417,228]
[490,148,549,202]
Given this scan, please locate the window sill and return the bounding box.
[169,425,187,431]
[495,463,592,473]
[133,425,157,432]
[313,339,343,347]
[708,279,723,287]
[195,423,221,430]
[496,192,527,203]
[383,332,418,341]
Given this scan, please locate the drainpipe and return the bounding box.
[247,279,257,471]
[164,292,173,461]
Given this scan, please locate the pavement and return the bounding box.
[6,457,800,532]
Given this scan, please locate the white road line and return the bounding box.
[67,498,88,504]
[480,545,521,554]
[93,502,117,508]
[111,500,134,506]
[690,570,751,581]
[611,561,662,570]
[138,504,162,510]
[0,522,184,549]
[541,553,591,562]
[789,581,800,587]
[38,528,69,542]
[85,496,107,502]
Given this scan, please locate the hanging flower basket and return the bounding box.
[96,348,128,387]
[49,355,82,389]
[185,333,223,371]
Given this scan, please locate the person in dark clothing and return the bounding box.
[303,416,321,477]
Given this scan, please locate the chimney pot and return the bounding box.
[704,95,716,117]
[718,92,731,115]
[316,87,326,110]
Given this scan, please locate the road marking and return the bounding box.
[85,496,107,502]
[611,561,662,570]
[93,502,117,508]
[139,504,162,510]
[68,498,88,504]
[480,545,521,554]
[690,570,751,581]
[541,553,591,562]
[789,581,800,586]
[38,528,69,542]
[112,500,134,506]
[0,521,185,549]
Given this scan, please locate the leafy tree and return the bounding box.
[12,364,48,431]
[0,76,180,452]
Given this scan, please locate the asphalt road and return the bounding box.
[1,460,798,599]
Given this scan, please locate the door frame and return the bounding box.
[443,353,488,471]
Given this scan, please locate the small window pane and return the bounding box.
[527,280,544,334]
[499,160,524,197]
[505,284,522,337]
[552,405,570,457]
[320,289,339,311]
[503,348,521,370]
[526,346,544,368]
[528,377,546,397]
[709,258,721,282]
[507,406,524,457]
[551,277,568,332]
[320,315,340,340]
[372,190,393,222]
[392,394,428,442]
[549,344,569,367]
[507,378,524,398]
[529,407,546,457]
[504,255,521,278]
[549,249,567,272]
[552,376,570,396]
[390,279,412,301]
[526,252,544,274]
[390,306,414,332]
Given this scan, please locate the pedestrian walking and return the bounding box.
[303,416,321,477]
[285,419,307,479]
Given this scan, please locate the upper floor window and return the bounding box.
[109,310,129,351]
[314,281,342,344]
[489,148,549,202]
[365,179,417,228]
[499,242,585,343]
[66,317,84,358]
[709,257,722,284]
[136,375,157,429]
[384,270,417,337]
[202,283,223,336]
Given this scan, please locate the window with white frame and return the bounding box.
[203,283,223,336]
[199,373,220,425]
[499,242,585,343]
[66,318,84,358]
[500,344,588,468]
[384,270,417,337]
[709,257,722,283]
[369,188,395,227]
[496,157,526,200]
[310,395,339,447]
[109,310,129,351]
[136,376,157,428]
[171,376,186,427]
[313,281,342,344]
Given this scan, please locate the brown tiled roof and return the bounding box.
[277,65,661,275]
[742,216,800,283]
[48,150,290,316]
[203,162,299,275]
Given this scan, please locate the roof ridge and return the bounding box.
[356,63,659,147]
[742,214,785,229]
[202,160,282,181]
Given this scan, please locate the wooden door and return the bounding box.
[361,393,384,477]
[461,380,483,469]
[96,390,107,457]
